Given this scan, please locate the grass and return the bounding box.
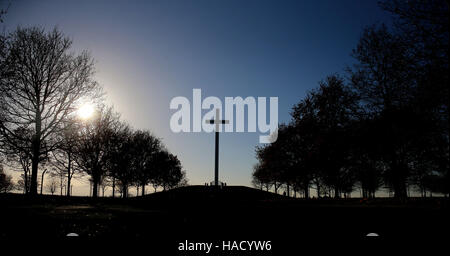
[1,186,448,245]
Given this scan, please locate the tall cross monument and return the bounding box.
[206,108,229,186]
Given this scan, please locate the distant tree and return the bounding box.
[251,1,449,199]
[115,180,126,198]
[3,127,32,194]
[291,95,321,198]
[152,151,183,191]
[254,75,360,198]
[0,164,14,193]
[349,25,417,198]
[55,168,66,196]
[131,130,161,196]
[108,124,134,198]
[176,170,189,188]
[251,166,264,190]
[46,177,57,195]
[380,0,449,198]
[15,174,29,194]
[349,21,448,198]
[255,126,292,195]
[296,75,358,198]
[0,27,100,195]
[73,106,119,198]
[152,181,159,193]
[252,162,272,192]
[51,119,83,196]
[99,175,111,197]
[163,153,184,190]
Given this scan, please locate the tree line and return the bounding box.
[0,26,186,197]
[253,0,449,199]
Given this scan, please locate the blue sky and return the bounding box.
[3,0,392,194]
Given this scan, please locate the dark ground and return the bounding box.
[1,186,448,253]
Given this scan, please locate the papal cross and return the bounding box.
[206,108,229,186]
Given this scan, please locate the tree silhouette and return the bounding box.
[46,176,57,195]
[253,1,449,198]
[311,75,359,198]
[108,124,134,198]
[349,21,448,198]
[73,106,120,198]
[3,128,33,194]
[152,150,184,191]
[0,27,100,195]
[380,0,449,197]
[50,118,83,196]
[131,130,161,196]
[254,75,360,198]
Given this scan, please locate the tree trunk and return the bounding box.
[92,181,98,198]
[30,153,39,195]
[315,180,321,198]
[304,186,309,199]
[92,173,99,198]
[392,171,407,199]
[121,184,127,198]
[141,183,145,196]
[24,169,29,194]
[391,158,408,199]
[67,154,72,197]
[30,112,42,196]
[60,175,64,196]
[40,169,46,195]
[334,187,339,198]
[112,177,115,198]
[67,176,71,197]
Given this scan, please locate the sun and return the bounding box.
[78,103,95,119]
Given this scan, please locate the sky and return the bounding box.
[2,0,393,195]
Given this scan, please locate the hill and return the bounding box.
[0,186,449,252]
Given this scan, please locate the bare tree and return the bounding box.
[99,176,112,197]
[3,128,32,194]
[152,151,184,191]
[51,119,83,196]
[108,124,134,198]
[74,105,120,198]
[131,130,161,196]
[46,176,57,195]
[0,27,100,195]
[15,174,28,194]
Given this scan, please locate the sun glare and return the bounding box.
[78,103,95,119]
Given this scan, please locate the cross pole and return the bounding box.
[206,108,229,186]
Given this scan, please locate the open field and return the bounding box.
[1,186,449,252]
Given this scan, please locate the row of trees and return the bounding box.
[49,105,186,198]
[253,0,449,199]
[0,26,186,197]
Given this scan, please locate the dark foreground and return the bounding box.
[1,186,449,253]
